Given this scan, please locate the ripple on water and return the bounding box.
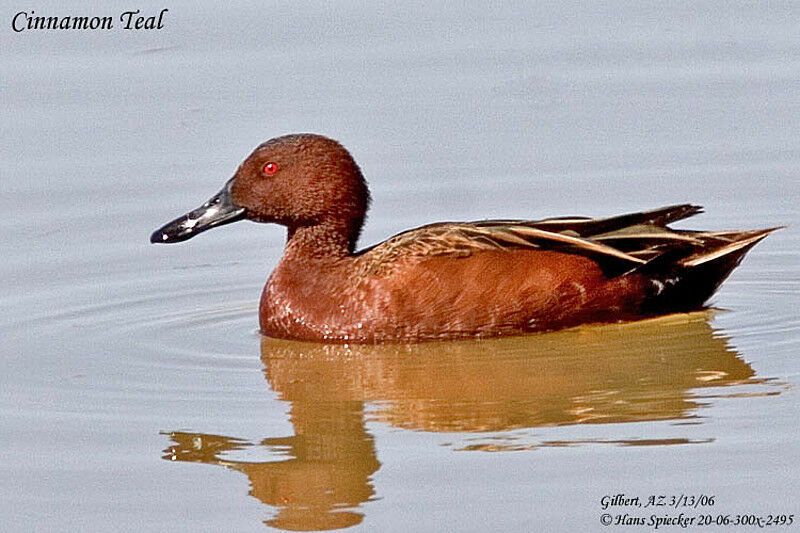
[2,276,273,417]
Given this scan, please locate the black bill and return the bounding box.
[150,178,245,244]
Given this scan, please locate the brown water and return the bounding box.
[3,2,799,531]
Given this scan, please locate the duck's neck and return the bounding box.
[283,221,356,262]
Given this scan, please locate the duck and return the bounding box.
[151,133,778,343]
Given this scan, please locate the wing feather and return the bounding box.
[354,205,776,279]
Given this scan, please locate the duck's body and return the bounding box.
[259,208,774,342]
[151,134,777,343]
[263,246,609,341]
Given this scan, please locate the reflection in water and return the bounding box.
[164,408,378,530]
[163,312,772,531]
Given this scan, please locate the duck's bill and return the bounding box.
[150,178,246,244]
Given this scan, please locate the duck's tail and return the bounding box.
[634,227,781,313]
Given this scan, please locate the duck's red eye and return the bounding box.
[263,162,278,176]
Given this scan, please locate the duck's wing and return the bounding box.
[518,203,705,236]
[356,204,780,278]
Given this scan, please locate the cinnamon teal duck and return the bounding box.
[151,134,778,342]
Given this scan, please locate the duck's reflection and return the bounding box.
[164,404,377,530]
[163,312,765,531]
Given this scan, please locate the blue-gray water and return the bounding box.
[2,2,799,531]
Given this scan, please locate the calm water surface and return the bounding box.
[2,2,799,531]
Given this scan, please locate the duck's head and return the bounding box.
[150,134,370,248]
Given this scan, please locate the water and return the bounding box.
[2,1,799,531]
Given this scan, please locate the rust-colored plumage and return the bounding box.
[151,134,779,342]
